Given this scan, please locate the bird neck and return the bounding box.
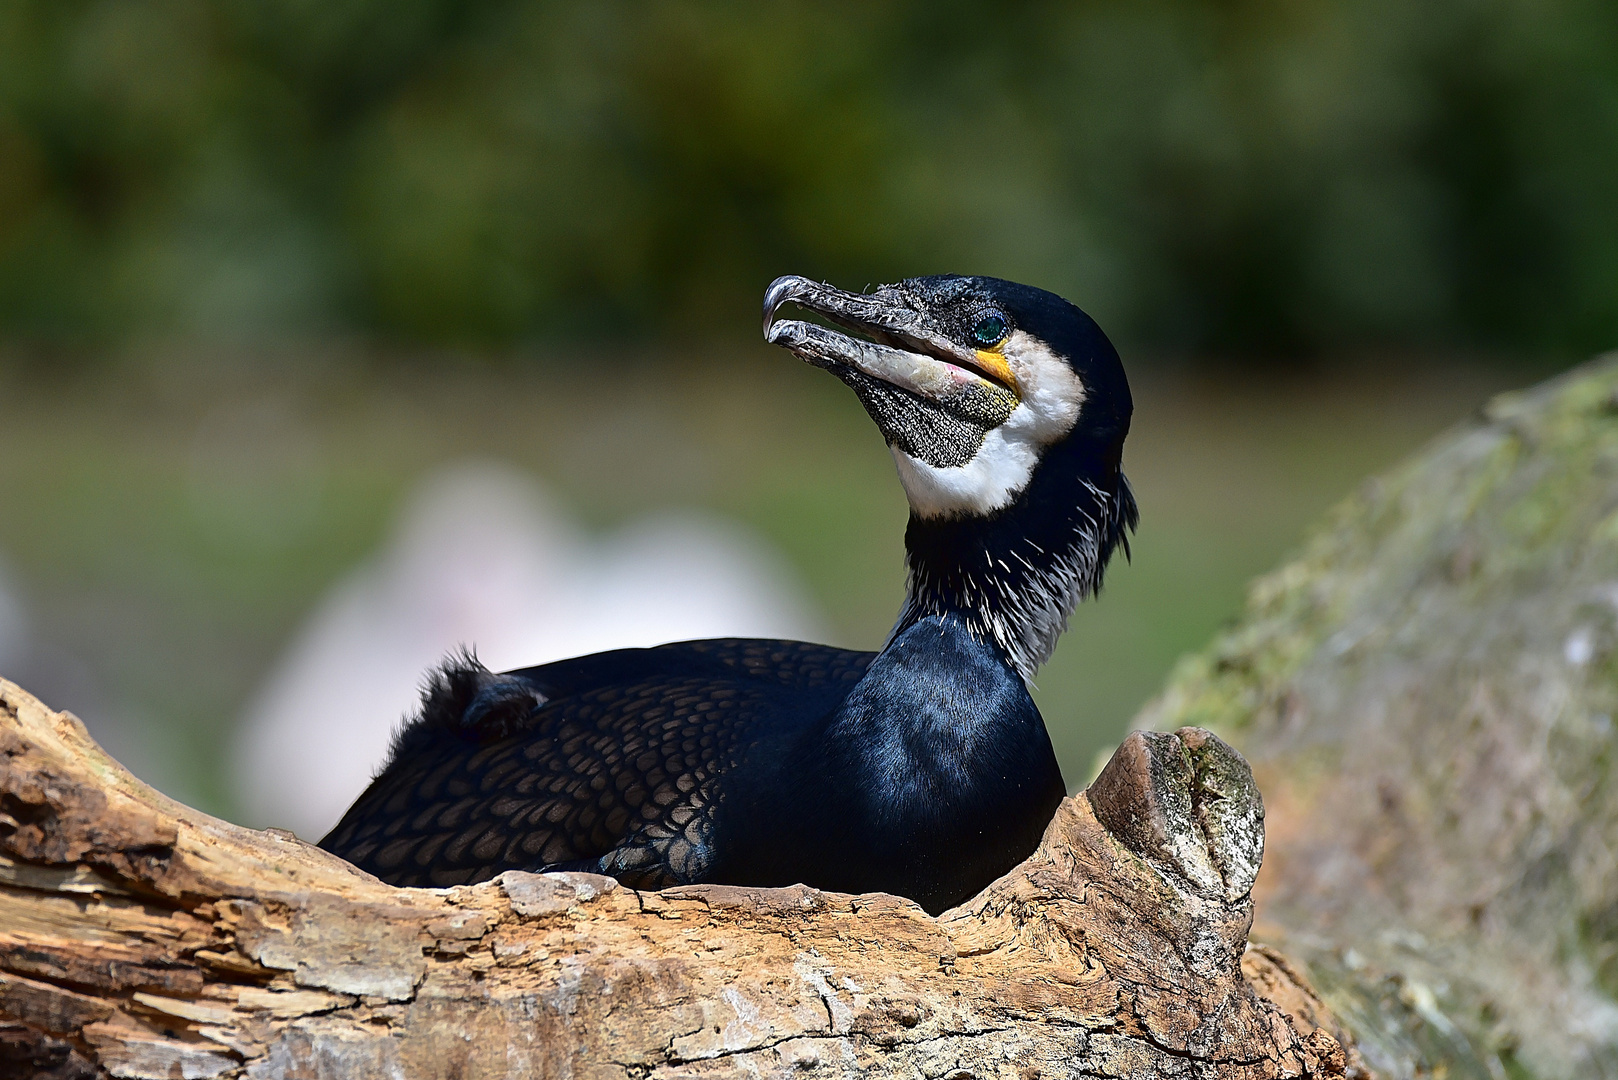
[890,438,1135,684]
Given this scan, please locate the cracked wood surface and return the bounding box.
[0,678,1359,1079]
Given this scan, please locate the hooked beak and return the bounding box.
[762,276,1019,402]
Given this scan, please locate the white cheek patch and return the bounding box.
[891,429,1039,519]
[891,332,1086,519]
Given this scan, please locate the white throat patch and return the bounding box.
[890,331,1085,519]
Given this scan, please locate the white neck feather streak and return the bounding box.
[892,478,1125,684]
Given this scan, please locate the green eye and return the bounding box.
[972,313,1007,346]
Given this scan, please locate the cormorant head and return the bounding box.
[763,274,1136,680]
[763,274,1130,519]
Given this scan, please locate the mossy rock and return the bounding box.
[1137,355,1618,1079]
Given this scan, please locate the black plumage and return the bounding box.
[321,641,874,891]
[322,274,1134,914]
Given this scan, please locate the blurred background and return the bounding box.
[0,0,1608,835]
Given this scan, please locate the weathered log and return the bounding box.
[0,675,1353,1078]
[1137,355,1618,1079]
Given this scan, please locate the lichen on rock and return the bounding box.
[1139,353,1618,1079]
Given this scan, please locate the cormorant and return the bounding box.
[320,275,1136,915]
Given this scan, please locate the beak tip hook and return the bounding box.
[762,274,812,341]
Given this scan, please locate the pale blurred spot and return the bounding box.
[232,461,826,840]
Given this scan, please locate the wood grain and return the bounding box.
[0,678,1356,1078]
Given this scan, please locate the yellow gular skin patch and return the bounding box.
[973,349,1019,394]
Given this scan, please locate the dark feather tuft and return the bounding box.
[1104,473,1139,567]
[386,648,547,766]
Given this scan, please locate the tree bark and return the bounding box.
[1136,355,1618,1079]
[0,674,1354,1079]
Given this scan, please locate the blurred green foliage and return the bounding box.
[1,0,1615,355]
